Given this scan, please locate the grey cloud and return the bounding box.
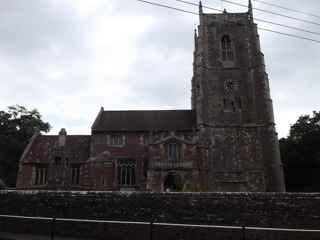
[0,1,89,57]
[1,0,319,138]
[0,1,97,108]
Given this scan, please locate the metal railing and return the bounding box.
[1,214,320,240]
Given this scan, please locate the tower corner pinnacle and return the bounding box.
[248,0,254,22]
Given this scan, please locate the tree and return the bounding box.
[280,111,320,192]
[0,105,50,187]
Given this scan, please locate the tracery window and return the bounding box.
[221,35,234,61]
[34,166,48,185]
[118,159,136,187]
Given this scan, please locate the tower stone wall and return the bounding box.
[192,3,285,192]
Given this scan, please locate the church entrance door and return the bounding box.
[164,172,182,191]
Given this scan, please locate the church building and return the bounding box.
[16,1,285,192]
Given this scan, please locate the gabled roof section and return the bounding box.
[21,135,91,164]
[92,110,197,132]
[91,106,104,130]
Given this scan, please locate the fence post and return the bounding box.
[242,226,246,240]
[150,221,154,240]
[0,216,3,233]
[51,217,56,240]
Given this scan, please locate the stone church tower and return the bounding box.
[192,1,285,191]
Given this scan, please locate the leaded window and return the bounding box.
[118,159,136,187]
[167,143,181,161]
[110,135,125,146]
[34,166,48,185]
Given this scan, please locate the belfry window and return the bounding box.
[118,159,136,187]
[221,35,234,61]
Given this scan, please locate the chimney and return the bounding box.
[58,128,67,147]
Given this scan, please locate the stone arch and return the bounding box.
[163,172,182,192]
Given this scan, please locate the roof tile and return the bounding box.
[92,110,196,132]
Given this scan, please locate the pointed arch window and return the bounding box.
[221,35,234,61]
[118,159,136,187]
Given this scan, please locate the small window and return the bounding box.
[118,159,136,187]
[223,98,227,109]
[54,156,62,165]
[101,176,106,186]
[221,35,234,61]
[110,135,125,146]
[34,166,48,185]
[71,166,80,185]
[230,101,236,112]
[167,143,181,161]
[237,97,242,109]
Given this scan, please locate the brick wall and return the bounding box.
[0,191,320,239]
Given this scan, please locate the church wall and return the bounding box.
[16,164,34,189]
[90,132,147,156]
[146,131,199,192]
[198,15,262,127]
[86,162,115,190]
[89,132,149,190]
[206,127,266,192]
[259,127,285,192]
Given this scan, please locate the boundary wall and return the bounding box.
[0,191,320,239]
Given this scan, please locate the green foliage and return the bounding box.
[289,111,320,140]
[0,105,51,187]
[280,111,320,192]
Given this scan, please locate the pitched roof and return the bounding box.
[22,135,91,163]
[92,110,197,132]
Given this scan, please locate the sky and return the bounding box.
[0,0,319,138]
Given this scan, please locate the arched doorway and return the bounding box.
[164,173,182,192]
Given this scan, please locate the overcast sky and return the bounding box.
[1,0,319,138]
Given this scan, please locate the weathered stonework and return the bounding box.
[192,4,285,192]
[16,2,284,192]
[1,191,320,240]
